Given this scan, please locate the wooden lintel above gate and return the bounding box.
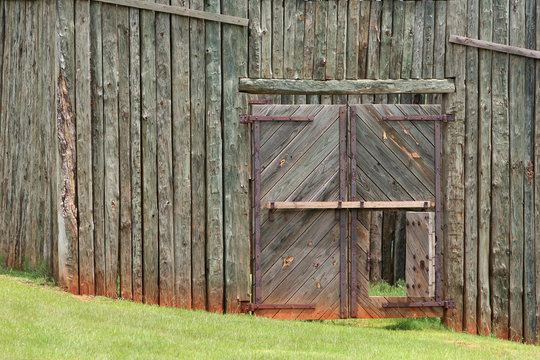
[266,201,434,210]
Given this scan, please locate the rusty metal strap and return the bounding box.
[240,302,315,312]
[382,300,456,309]
[240,115,315,124]
[382,114,455,122]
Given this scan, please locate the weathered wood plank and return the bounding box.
[442,0,466,333]
[190,0,206,311]
[432,2,446,105]
[102,3,120,299]
[302,1,316,104]
[171,0,191,309]
[463,0,479,335]
[412,1,425,104]
[94,0,248,26]
[156,0,174,307]
[239,79,456,95]
[423,1,435,104]
[535,0,540,343]
[449,34,540,59]
[381,211,395,284]
[56,0,79,294]
[508,0,525,342]
[322,0,336,104]
[365,1,381,104]
[294,0,306,104]
[205,0,223,313]
[377,0,392,104]
[282,0,296,104]
[369,211,382,284]
[129,5,143,303]
[141,4,159,305]
[75,0,94,296]
[272,0,284,104]
[477,0,493,337]
[345,0,360,104]
[223,0,250,313]
[406,212,435,298]
[90,0,106,297]
[117,3,132,301]
[312,0,327,104]
[400,1,415,104]
[489,0,510,340]
[332,0,347,104]
[388,1,404,104]
[523,0,536,344]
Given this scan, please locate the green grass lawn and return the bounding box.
[0,272,538,360]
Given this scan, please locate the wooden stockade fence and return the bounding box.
[1,0,540,344]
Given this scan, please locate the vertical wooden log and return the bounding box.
[376,0,391,104]
[311,0,326,105]
[248,0,261,80]
[365,1,381,104]
[381,211,395,285]
[260,0,271,80]
[141,5,159,305]
[156,0,174,307]
[90,0,106,296]
[205,0,223,313]
[388,0,404,105]
[535,0,540,343]
[223,0,250,313]
[393,212,406,282]
[490,0,510,340]
[463,0,479,335]
[423,1,435,104]
[412,2,424,104]
[102,3,119,299]
[322,0,336,105]
[442,0,466,333]
[400,1,415,104]
[282,0,296,104]
[190,0,206,311]
[332,0,347,104]
[523,0,536,344]
[433,2,447,105]
[303,1,315,104]
[294,0,305,104]
[75,0,94,296]
[118,4,132,300]
[477,0,493,337]
[369,211,382,284]
[171,0,191,309]
[129,5,143,303]
[509,0,525,342]
[345,0,359,104]
[56,0,79,294]
[272,0,283,104]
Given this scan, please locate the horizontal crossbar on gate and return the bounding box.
[382,114,455,122]
[239,115,314,124]
[266,201,434,210]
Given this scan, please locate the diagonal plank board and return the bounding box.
[254,105,343,320]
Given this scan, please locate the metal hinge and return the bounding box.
[383,300,456,309]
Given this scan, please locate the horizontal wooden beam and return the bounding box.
[93,0,249,26]
[239,78,456,95]
[266,201,434,210]
[449,35,540,60]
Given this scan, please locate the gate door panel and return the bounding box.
[351,104,443,318]
[253,105,346,320]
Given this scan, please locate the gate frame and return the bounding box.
[241,103,456,317]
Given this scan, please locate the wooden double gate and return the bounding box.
[245,104,454,320]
